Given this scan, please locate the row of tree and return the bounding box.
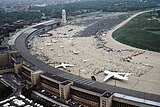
[0,11,42,20]
[0,0,160,20]
[157,10,160,17]
[33,0,160,18]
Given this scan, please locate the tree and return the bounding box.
[157,10,160,17]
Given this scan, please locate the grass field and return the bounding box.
[113,12,160,52]
[0,82,12,100]
[118,13,133,20]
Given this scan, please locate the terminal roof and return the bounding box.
[43,72,67,82]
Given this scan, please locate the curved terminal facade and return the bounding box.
[4,19,160,107]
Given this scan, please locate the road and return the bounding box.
[112,10,153,33]
[32,91,70,107]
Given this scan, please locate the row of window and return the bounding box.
[70,89,100,103]
[72,95,99,107]
[40,77,59,89]
[102,100,106,107]
[61,88,64,98]
[22,72,31,79]
[41,83,59,95]
[22,67,31,77]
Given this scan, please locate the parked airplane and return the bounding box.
[55,62,74,69]
[82,59,88,63]
[103,70,132,82]
[45,43,52,46]
[73,50,79,54]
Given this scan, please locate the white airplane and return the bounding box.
[39,47,44,50]
[55,62,74,69]
[73,50,80,54]
[60,46,64,48]
[82,59,88,63]
[45,43,52,46]
[103,70,132,82]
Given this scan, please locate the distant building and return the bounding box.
[61,9,67,25]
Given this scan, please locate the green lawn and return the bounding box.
[113,12,160,52]
[118,13,134,20]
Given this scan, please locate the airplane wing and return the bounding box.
[114,74,128,80]
[116,72,133,77]
[116,72,127,75]
[65,64,74,67]
[63,64,74,69]
[103,74,114,82]
[55,65,62,68]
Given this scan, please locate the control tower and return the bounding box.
[61,9,67,25]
